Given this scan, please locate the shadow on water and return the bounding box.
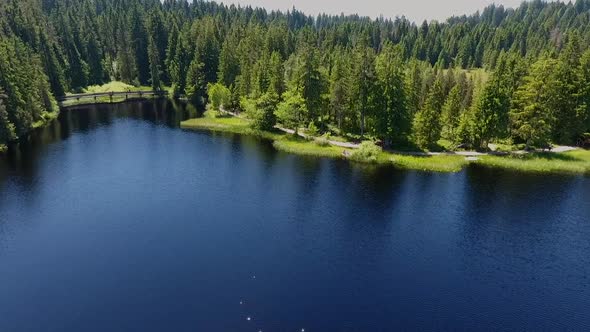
[1,99,196,167]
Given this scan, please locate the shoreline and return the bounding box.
[180,112,590,175]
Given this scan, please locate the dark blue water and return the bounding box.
[0,100,589,331]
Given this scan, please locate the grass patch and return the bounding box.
[273,136,347,158]
[477,150,590,174]
[0,144,6,153]
[180,111,282,140]
[384,154,469,173]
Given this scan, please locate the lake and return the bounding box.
[0,99,589,331]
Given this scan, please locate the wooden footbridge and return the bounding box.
[57,90,168,106]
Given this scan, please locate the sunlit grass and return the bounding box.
[180,111,282,140]
[273,137,348,159]
[384,154,469,173]
[477,150,590,174]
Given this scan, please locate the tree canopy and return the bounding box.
[1,0,590,148]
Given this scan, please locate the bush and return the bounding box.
[350,141,382,163]
[307,122,319,136]
[207,83,231,111]
[314,137,330,147]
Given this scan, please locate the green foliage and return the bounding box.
[207,83,231,111]
[412,74,445,149]
[580,51,590,132]
[0,91,16,143]
[440,85,464,142]
[350,141,382,163]
[510,59,556,149]
[374,42,410,143]
[329,50,351,131]
[275,89,308,132]
[249,92,278,131]
[0,37,57,143]
[307,122,319,136]
[186,58,206,104]
[3,0,590,150]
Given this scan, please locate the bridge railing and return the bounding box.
[57,90,168,102]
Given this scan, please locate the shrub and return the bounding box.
[350,141,382,163]
[207,83,231,111]
[314,137,330,147]
[307,122,319,136]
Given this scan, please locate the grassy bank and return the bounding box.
[180,112,590,175]
[181,112,470,172]
[476,150,590,174]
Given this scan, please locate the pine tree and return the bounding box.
[466,54,517,149]
[440,85,464,142]
[351,44,376,137]
[38,31,67,97]
[116,29,138,85]
[0,90,17,144]
[375,42,409,144]
[405,59,424,116]
[579,50,590,134]
[510,59,556,149]
[147,35,161,90]
[412,74,445,149]
[329,51,350,131]
[185,55,206,104]
[130,5,150,85]
[146,9,168,84]
[552,33,585,143]
[267,51,284,97]
[217,29,241,87]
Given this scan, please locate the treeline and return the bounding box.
[1,0,590,148]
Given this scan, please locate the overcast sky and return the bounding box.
[224,0,543,23]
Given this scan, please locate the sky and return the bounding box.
[225,0,544,23]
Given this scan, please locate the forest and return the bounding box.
[1,0,590,150]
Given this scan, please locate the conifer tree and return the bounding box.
[412,74,445,149]
[375,42,409,143]
[185,55,206,104]
[440,85,464,142]
[510,59,556,149]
